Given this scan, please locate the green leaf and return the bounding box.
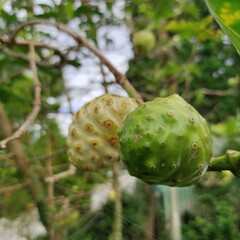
[165,16,219,40]
[204,0,240,54]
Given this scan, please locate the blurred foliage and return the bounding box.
[0,1,119,236]
[65,182,170,240]
[182,179,240,240]
[211,112,240,154]
[126,0,240,123]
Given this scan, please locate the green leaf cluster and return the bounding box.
[126,0,240,122]
[182,180,240,240]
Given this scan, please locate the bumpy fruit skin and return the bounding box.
[118,94,213,187]
[67,94,138,171]
[133,30,156,55]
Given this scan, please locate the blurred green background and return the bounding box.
[0,0,240,239]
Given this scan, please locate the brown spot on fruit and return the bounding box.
[177,132,184,139]
[94,105,100,114]
[160,142,165,147]
[167,111,173,117]
[85,124,94,133]
[107,153,115,160]
[149,165,156,170]
[107,137,119,147]
[90,140,99,147]
[191,142,198,149]
[134,133,142,143]
[84,165,93,171]
[121,100,128,109]
[103,120,115,129]
[197,163,203,169]
[75,144,82,152]
[170,163,177,169]
[71,128,78,137]
[106,98,113,106]
[185,104,193,111]
[188,116,195,123]
[147,115,154,121]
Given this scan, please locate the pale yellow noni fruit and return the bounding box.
[67,94,139,171]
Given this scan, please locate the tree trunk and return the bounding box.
[145,185,156,240]
[112,161,123,240]
[169,187,181,240]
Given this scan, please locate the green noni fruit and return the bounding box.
[67,94,139,171]
[133,30,156,55]
[118,94,213,187]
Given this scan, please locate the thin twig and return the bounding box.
[2,48,29,61]
[0,37,66,64]
[45,164,76,183]
[1,45,62,68]
[0,43,41,148]
[99,61,109,93]
[112,161,123,240]
[0,182,27,194]
[45,134,56,212]
[60,67,74,115]
[9,19,143,101]
[185,88,234,99]
[200,88,234,96]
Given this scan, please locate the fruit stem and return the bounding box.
[208,150,240,177]
[112,161,123,240]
